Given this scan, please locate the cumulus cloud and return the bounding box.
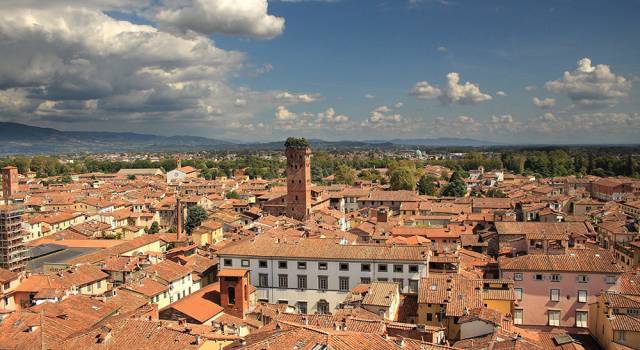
[545,58,631,108]
[495,91,507,97]
[532,97,556,109]
[0,2,300,136]
[274,91,321,104]
[275,105,297,121]
[274,106,349,130]
[410,72,492,105]
[364,93,375,99]
[362,105,403,128]
[437,46,448,53]
[524,85,537,92]
[153,0,285,39]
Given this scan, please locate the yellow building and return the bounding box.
[191,220,224,246]
[417,276,515,340]
[589,292,640,350]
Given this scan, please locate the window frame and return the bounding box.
[550,288,560,302]
[297,274,307,290]
[515,288,523,300]
[339,276,350,291]
[278,274,288,289]
[578,290,587,303]
[548,310,560,326]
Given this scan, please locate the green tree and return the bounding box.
[334,164,356,185]
[146,221,159,234]
[485,188,506,198]
[417,174,438,195]
[185,205,208,234]
[225,191,241,199]
[389,167,416,191]
[626,155,635,176]
[441,171,467,197]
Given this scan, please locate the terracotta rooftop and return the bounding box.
[217,236,430,262]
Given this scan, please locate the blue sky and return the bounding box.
[0,0,639,143]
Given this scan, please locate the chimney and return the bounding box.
[377,207,389,223]
[395,337,405,348]
[176,196,182,241]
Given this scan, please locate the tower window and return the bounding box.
[227,287,236,305]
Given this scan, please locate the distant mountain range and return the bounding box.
[0,122,498,154]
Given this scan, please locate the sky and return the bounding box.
[0,0,639,144]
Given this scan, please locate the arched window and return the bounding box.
[317,300,329,314]
[228,286,236,305]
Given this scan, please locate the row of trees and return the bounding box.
[2,148,636,182]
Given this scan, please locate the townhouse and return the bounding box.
[217,236,430,314]
[499,249,623,327]
[143,259,195,303]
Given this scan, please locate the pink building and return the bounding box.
[500,250,622,328]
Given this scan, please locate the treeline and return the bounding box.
[429,150,636,178]
[0,155,284,180]
[1,148,636,181]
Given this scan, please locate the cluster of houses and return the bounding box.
[0,143,639,350]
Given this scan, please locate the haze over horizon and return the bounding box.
[0,0,639,144]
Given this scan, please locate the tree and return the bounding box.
[389,167,416,191]
[185,205,208,234]
[146,221,159,234]
[626,155,635,176]
[485,188,506,198]
[226,191,241,199]
[441,171,467,197]
[334,164,356,185]
[417,174,438,195]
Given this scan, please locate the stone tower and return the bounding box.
[285,137,311,220]
[1,166,19,199]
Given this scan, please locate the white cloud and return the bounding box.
[153,0,285,39]
[410,81,442,100]
[274,91,321,104]
[275,105,297,121]
[524,85,537,92]
[486,114,521,133]
[545,57,631,108]
[532,97,556,109]
[394,101,404,108]
[234,98,247,107]
[363,105,403,127]
[274,106,350,130]
[437,46,448,53]
[495,91,507,97]
[410,72,492,105]
[364,93,375,99]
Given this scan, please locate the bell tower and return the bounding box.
[285,137,311,220]
[1,166,19,199]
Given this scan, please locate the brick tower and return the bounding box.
[1,166,19,199]
[285,137,311,220]
[218,268,250,319]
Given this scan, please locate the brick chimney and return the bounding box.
[176,196,183,240]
